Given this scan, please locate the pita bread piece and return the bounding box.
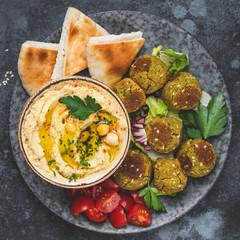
[86,32,145,89]
[18,41,58,95]
[51,7,109,79]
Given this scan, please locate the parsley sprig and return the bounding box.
[59,95,102,121]
[180,93,228,139]
[138,181,175,212]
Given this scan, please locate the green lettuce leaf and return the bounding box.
[152,45,189,75]
[167,109,182,122]
[146,96,168,119]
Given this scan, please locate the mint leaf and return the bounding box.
[59,95,102,121]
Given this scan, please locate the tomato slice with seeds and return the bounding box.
[109,206,127,228]
[129,191,146,205]
[96,189,121,213]
[100,178,121,192]
[119,194,134,212]
[91,185,103,200]
[85,207,108,222]
[127,204,151,226]
[71,195,95,216]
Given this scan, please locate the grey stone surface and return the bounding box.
[0,0,239,239]
[9,11,232,234]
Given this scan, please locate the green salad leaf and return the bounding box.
[145,96,168,122]
[145,96,182,123]
[180,93,228,139]
[152,45,189,75]
[58,95,102,121]
[167,109,182,122]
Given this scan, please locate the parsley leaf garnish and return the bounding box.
[186,127,202,139]
[58,95,102,121]
[138,181,175,211]
[61,147,70,156]
[48,160,56,165]
[180,93,228,139]
[69,173,76,182]
[80,159,90,167]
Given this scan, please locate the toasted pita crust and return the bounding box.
[87,32,145,89]
[51,7,109,79]
[18,41,58,95]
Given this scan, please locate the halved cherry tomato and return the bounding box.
[85,207,108,222]
[96,190,121,213]
[129,191,146,205]
[65,189,78,199]
[119,194,134,212]
[77,187,91,197]
[71,195,95,216]
[100,178,121,192]
[65,187,91,199]
[127,204,151,226]
[91,185,103,200]
[109,206,127,228]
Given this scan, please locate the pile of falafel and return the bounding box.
[113,55,216,195]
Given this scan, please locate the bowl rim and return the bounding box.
[18,76,131,189]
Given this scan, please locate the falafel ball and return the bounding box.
[154,157,187,194]
[176,139,216,178]
[145,116,183,153]
[129,55,171,94]
[114,150,152,190]
[113,78,146,113]
[162,72,202,110]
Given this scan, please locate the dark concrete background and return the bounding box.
[0,0,239,239]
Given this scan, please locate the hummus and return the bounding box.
[22,80,128,183]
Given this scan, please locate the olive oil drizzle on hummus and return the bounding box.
[39,105,56,171]
[39,104,118,176]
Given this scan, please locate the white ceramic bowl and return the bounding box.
[18,76,131,188]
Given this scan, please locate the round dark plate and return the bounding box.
[9,11,232,234]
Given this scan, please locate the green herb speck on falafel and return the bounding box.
[113,78,146,113]
[114,150,152,190]
[129,55,170,94]
[145,116,183,153]
[162,72,202,110]
[154,157,187,194]
[176,139,216,177]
